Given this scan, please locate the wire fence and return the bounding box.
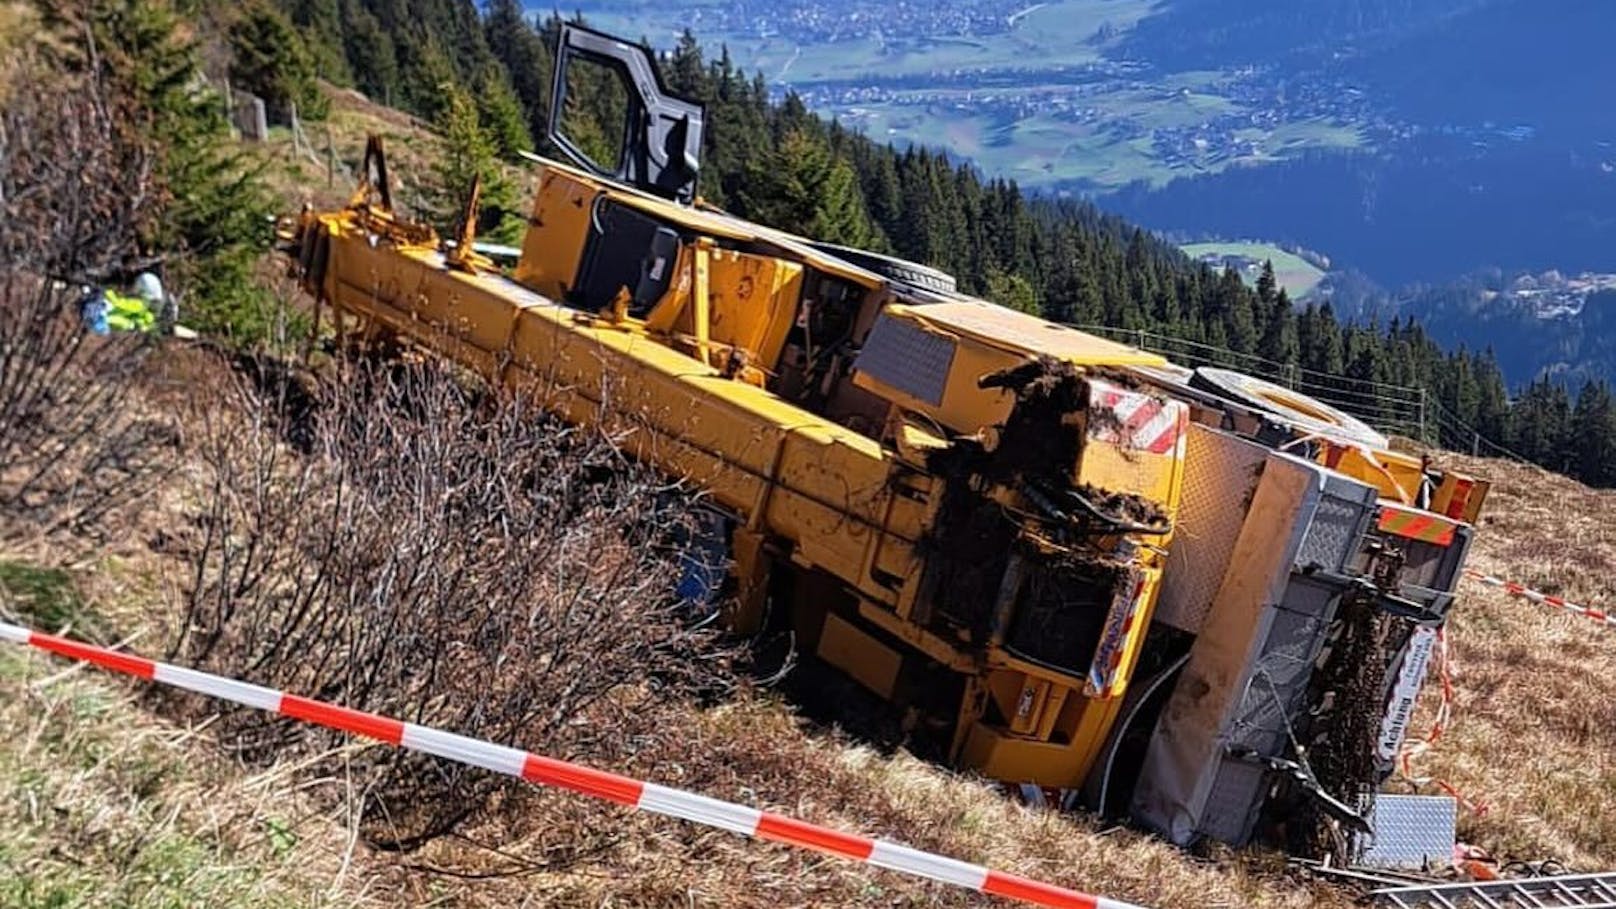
[1079,325,1430,441]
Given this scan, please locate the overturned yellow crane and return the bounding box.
[289,24,1485,852]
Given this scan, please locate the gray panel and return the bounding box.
[1376,872,1616,908]
[1133,454,1383,848]
[853,314,957,406]
[1155,426,1267,634]
[1359,795,1456,869]
[1296,490,1370,572]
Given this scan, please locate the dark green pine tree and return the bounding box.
[471,63,533,160]
[1217,265,1258,353]
[232,0,329,118]
[1511,377,1572,470]
[336,0,399,102]
[46,0,280,339]
[277,0,352,84]
[738,130,874,248]
[1570,381,1616,486]
[482,0,552,144]
[1472,351,1511,444]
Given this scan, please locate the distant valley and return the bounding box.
[557,0,1616,383]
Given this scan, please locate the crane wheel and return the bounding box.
[1190,366,1388,448]
[808,243,958,296]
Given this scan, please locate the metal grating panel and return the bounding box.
[1358,795,1455,869]
[1377,872,1616,908]
[1155,426,1266,634]
[853,314,957,406]
[1297,493,1366,571]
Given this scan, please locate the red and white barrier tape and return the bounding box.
[1395,628,1490,816]
[1463,569,1615,630]
[0,621,1148,909]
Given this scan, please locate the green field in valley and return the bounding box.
[558,0,1373,192]
[1180,242,1327,299]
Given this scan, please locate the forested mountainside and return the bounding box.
[235,1,1616,486]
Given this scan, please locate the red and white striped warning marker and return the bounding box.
[1463,569,1615,630]
[0,620,1149,909]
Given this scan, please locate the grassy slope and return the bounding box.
[0,558,384,909]
[7,442,1612,906]
[1418,454,1616,867]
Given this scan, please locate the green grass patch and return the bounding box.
[0,646,365,908]
[1180,242,1327,299]
[0,560,90,634]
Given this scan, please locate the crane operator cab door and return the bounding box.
[522,24,708,315]
[548,23,705,205]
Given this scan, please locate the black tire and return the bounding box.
[1190,366,1388,448]
[808,243,958,296]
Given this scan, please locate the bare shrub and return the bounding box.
[174,357,734,849]
[0,47,170,543]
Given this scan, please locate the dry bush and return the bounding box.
[0,46,171,545]
[173,358,735,851]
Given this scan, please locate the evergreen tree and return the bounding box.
[985,270,1040,316]
[337,0,399,102]
[50,0,280,340]
[1257,287,1299,367]
[230,0,328,119]
[739,130,874,248]
[432,84,522,244]
[471,63,533,160]
[278,0,351,84]
[1511,377,1572,470]
[1570,381,1616,486]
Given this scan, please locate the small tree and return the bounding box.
[986,269,1041,316]
[739,129,875,247]
[45,0,281,346]
[431,83,523,245]
[473,64,533,160]
[228,0,328,120]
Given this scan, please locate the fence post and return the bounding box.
[1418,388,1428,444]
[326,123,337,188]
[1473,432,1481,456]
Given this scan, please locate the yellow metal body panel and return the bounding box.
[299,153,1192,799]
[515,165,598,299]
[910,300,1167,369]
[703,248,803,372]
[313,218,918,607]
[818,613,904,700]
[1324,444,1424,505]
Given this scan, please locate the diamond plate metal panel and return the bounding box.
[1155,426,1266,634]
[1295,471,1377,573]
[1359,795,1456,869]
[853,315,956,406]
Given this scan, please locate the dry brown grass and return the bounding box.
[4,341,1612,909]
[246,84,532,222]
[1410,454,1616,870]
[0,642,384,907]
